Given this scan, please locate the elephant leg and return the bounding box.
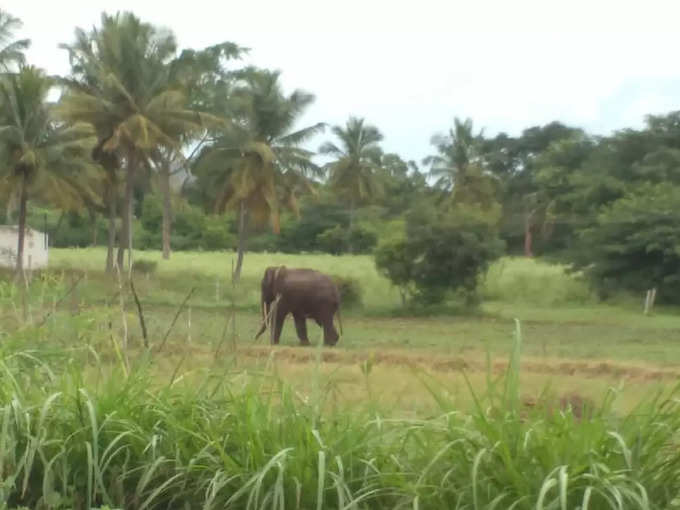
[272,306,288,345]
[293,313,310,346]
[322,312,339,346]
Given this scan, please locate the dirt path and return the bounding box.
[227,345,680,382]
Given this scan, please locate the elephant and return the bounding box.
[254,266,343,346]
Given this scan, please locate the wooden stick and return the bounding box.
[187,306,192,344]
[129,278,148,348]
[156,287,196,354]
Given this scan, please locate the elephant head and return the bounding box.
[255,265,286,339]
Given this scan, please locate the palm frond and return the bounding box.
[277,122,325,146]
[0,9,30,70]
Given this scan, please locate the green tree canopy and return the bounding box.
[0,66,97,276]
[59,11,212,271]
[195,67,324,279]
[573,184,680,303]
[375,203,504,305]
[0,9,30,71]
[320,116,384,234]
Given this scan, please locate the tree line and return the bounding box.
[1,9,679,303]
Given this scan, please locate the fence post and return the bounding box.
[187,306,192,344]
[643,288,657,315]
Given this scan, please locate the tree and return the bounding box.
[572,184,680,303]
[59,12,210,272]
[0,67,96,278]
[320,117,384,244]
[522,133,595,256]
[424,118,483,196]
[378,153,427,216]
[481,121,586,256]
[196,68,323,281]
[0,9,29,71]
[375,203,504,305]
[151,42,245,260]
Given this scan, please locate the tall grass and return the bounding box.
[0,321,678,508]
[482,257,594,306]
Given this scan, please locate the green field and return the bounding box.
[46,247,680,364]
[2,248,680,508]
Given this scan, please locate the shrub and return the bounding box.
[316,225,347,254]
[317,225,378,255]
[375,204,505,306]
[201,215,235,251]
[132,258,158,274]
[348,226,378,253]
[172,204,205,250]
[278,202,348,253]
[374,237,414,305]
[247,231,280,252]
[331,274,363,308]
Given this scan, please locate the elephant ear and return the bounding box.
[263,267,276,291]
[273,266,287,294]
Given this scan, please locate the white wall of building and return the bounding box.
[0,226,49,269]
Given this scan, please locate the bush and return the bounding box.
[172,204,206,250]
[317,225,378,255]
[247,231,280,252]
[374,237,414,306]
[278,202,348,253]
[375,204,505,306]
[348,226,378,253]
[134,219,158,250]
[132,258,158,274]
[316,225,347,254]
[201,215,235,251]
[331,275,363,308]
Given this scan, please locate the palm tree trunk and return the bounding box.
[116,224,126,269]
[524,210,534,258]
[15,172,27,278]
[125,152,136,274]
[88,207,98,246]
[233,200,248,282]
[106,186,117,273]
[161,163,172,260]
[118,152,136,273]
[348,197,355,254]
[52,210,65,244]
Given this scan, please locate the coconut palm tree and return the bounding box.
[423,117,486,199]
[0,9,29,71]
[319,117,384,233]
[58,12,211,272]
[197,68,324,281]
[59,30,122,271]
[150,42,245,260]
[0,66,96,278]
[425,117,503,215]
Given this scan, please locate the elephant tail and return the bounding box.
[336,306,343,336]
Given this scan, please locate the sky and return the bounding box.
[8,0,680,164]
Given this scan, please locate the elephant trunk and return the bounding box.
[255,298,269,340]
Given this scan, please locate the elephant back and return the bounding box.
[281,268,340,306]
